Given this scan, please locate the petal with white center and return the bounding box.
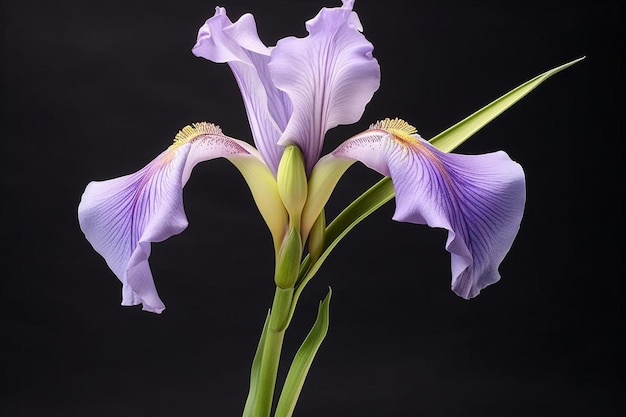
[269,0,380,172]
[78,123,286,312]
[192,7,291,174]
[322,119,526,298]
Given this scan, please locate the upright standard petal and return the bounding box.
[269,0,380,172]
[318,119,526,298]
[192,7,291,174]
[78,123,286,312]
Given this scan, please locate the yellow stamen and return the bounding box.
[172,122,223,150]
[370,117,418,143]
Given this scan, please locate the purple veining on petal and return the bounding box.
[78,132,261,313]
[78,148,189,313]
[330,129,526,298]
[192,8,291,174]
[269,0,380,172]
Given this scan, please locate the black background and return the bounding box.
[1,0,623,416]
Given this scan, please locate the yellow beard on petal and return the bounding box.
[370,118,418,145]
[372,117,448,175]
[159,122,225,164]
[171,122,224,150]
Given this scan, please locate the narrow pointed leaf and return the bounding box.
[242,311,271,417]
[430,56,585,152]
[289,57,585,306]
[274,289,332,417]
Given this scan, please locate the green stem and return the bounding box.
[255,327,285,417]
[254,287,293,417]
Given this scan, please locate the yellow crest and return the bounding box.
[370,118,418,143]
[171,122,223,150]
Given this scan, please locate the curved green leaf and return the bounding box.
[242,312,271,417]
[430,57,585,152]
[274,289,332,417]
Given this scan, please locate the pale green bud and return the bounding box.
[277,145,308,227]
[308,209,326,264]
[269,287,294,332]
[274,227,303,289]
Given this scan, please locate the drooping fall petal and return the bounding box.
[315,119,526,298]
[78,123,286,312]
[269,0,380,172]
[192,7,291,174]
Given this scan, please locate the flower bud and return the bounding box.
[308,209,326,264]
[277,145,308,227]
[274,227,303,289]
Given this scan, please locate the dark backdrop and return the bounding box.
[1,0,623,416]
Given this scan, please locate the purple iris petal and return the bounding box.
[78,129,261,312]
[192,7,291,174]
[78,149,188,313]
[329,125,526,298]
[270,0,380,172]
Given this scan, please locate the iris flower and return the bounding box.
[78,0,525,313]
